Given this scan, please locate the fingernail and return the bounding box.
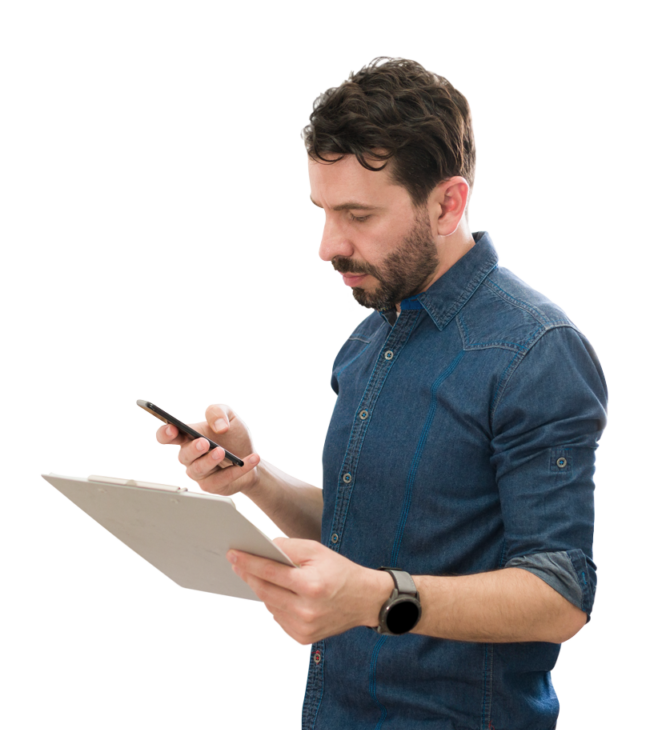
[214,419,227,432]
[249,454,260,466]
[227,551,238,564]
[166,425,175,438]
[196,439,207,452]
[211,448,223,461]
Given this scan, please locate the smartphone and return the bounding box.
[137,400,245,467]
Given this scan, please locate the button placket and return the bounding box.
[330,318,407,564]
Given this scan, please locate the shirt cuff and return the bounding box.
[505,549,596,621]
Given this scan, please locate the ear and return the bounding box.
[436,176,470,237]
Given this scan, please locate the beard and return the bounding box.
[331,207,439,311]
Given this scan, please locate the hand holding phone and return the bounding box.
[135,398,244,466]
[140,400,262,497]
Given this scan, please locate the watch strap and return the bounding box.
[384,568,418,596]
[376,568,422,635]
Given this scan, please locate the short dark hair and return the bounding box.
[302,57,476,208]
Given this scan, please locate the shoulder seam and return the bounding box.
[484,278,571,329]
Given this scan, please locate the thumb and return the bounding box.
[273,536,291,551]
[206,403,232,434]
[272,535,300,568]
[273,537,324,565]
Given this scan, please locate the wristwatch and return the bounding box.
[376,568,422,635]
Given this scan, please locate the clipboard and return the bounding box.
[41,473,295,601]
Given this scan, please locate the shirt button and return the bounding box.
[331,533,339,544]
[342,473,352,483]
[556,457,567,468]
[314,650,321,664]
[359,410,369,420]
[384,350,394,360]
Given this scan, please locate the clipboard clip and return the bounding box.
[87,476,188,492]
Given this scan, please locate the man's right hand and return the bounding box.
[156,404,261,497]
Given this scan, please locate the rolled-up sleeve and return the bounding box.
[490,325,608,620]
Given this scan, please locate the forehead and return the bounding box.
[308,153,409,207]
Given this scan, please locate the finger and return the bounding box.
[238,572,297,611]
[182,439,230,474]
[206,404,233,435]
[156,423,189,445]
[273,537,323,565]
[196,452,261,494]
[228,546,297,590]
[179,437,216,467]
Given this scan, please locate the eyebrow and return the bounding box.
[310,196,378,212]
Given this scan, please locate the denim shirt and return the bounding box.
[302,232,607,730]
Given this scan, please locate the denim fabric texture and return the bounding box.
[302,232,607,730]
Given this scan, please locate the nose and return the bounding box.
[318,216,355,262]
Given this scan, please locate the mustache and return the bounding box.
[330,261,370,276]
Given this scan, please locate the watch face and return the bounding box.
[386,598,421,635]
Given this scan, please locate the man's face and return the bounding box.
[308,154,439,311]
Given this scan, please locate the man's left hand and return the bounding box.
[227,538,393,645]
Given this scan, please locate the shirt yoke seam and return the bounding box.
[484,277,572,328]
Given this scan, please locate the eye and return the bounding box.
[349,213,370,223]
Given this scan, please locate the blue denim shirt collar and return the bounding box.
[380,231,499,330]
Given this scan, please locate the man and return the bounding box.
[158,58,607,729]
